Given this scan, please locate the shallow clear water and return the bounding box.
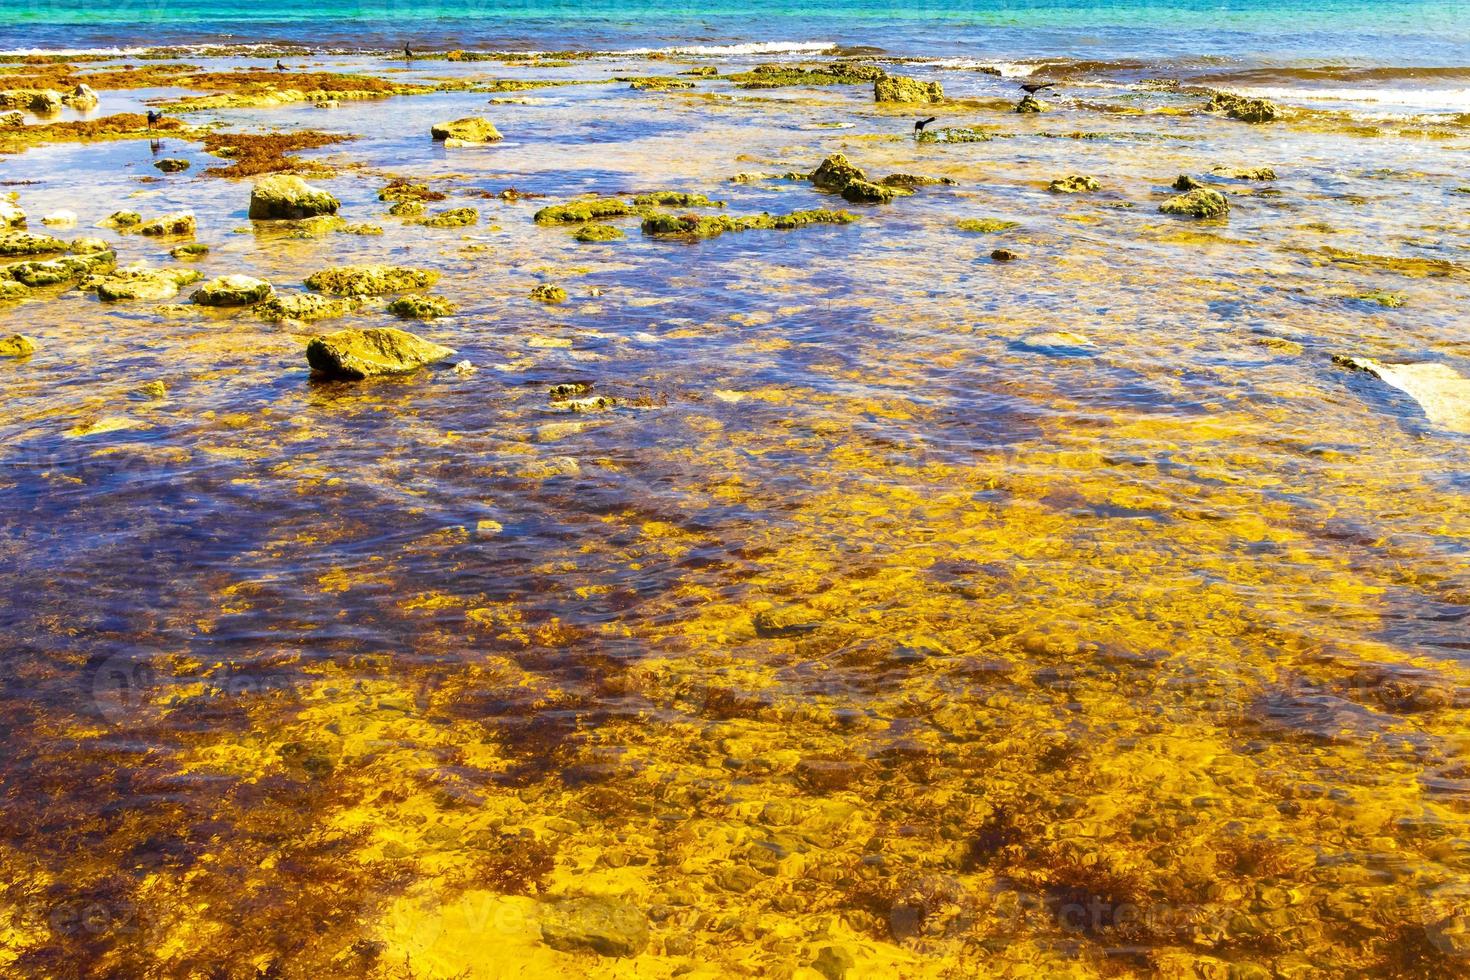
[1,27,1470,980]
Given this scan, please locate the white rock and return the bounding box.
[1335,355,1470,434]
[41,210,77,228]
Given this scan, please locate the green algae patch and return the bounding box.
[626,77,695,91]
[387,293,456,319]
[957,218,1020,234]
[573,223,624,243]
[0,280,28,302]
[306,326,456,380]
[388,200,426,218]
[0,231,66,256]
[917,126,995,143]
[641,209,856,240]
[160,70,443,112]
[419,207,480,228]
[631,191,725,208]
[305,264,439,296]
[1354,290,1407,308]
[170,243,210,260]
[379,181,446,203]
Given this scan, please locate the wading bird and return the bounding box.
[146,109,161,130]
[404,43,414,61]
[1020,81,1057,94]
[914,116,937,136]
[275,59,287,71]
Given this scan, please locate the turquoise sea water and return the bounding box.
[2,0,1469,64]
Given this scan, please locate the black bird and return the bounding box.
[404,43,414,60]
[1020,81,1057,94]
[146,109,162,130]
[914,116,937,135]
[275,59,287,71]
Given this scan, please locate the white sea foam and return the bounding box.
[626,40,836,56]
[1233,84,1470,112]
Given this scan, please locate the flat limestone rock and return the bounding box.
[1335,356,1470,434]
[306,326,456,380]
[874,75,943,104]
[193,275,274,307]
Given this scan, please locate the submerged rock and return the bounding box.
[70,237,110,255]
[956,218,1019,233]
[306,327,456,380]
[154,158,190,173]
[170,242,210,260]
[41,210,76,227]
[879,173,955,188]
[1206,91,1280,123]
[874,74,943,104]
[1048,175,1100,194]
[0,231,66,256]
[641,209,857,240]
[431,117,502,144]
[539,896,649,958]
[1160,188,1230,218]
[573,223,624,243]
[387,293,456,319]
[629,77,694,91]
[249,175,340,220]
[135,211,196,236]
[1334,355,1470,434]
[1014,94,1047,113]
[753,605,822,638]
[192,275,273,307]
[530,284,568,304]
[304,264,439,296]
[1211,165,1277,181]
[0,334,37,357]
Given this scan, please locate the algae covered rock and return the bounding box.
[957,218,1019,233]
[539,896,649,958]
[249,175,340,220]
[306,326,456,380]
[629,77,694,91]
[41,210,76,227]
[534,198,639,224]
[1048,175,1100,194]
[419,207,479,228]
[170,242,210,259]
[0,281,28,302]
[874,75,943,104]
[255,292,362,322]
[530,283,568,304]
[154,158,190,174]
[387,293,456,319]
[192,274,274,306]
[1015,94,1047,113]
[811,153,867,193]
[0,200,25,229]
[135,211,196,236]
[70,237,111,255]
[0,334,37,357]
[1206,91,1280,123]
[574,223,624,243]
[90,265,202,302]
[430,117,502,144]
[631,191,724,208]
[0,231,66,256]
[388,200,426,218]
[1211,165,1277,181]
[7,250,115,286]
[65,84,98,110]
[304,264,439,296]
[1172,174,1204,191]
[98,210,142,231]
[1160,188,1230,218]
[840,179,897,204]
[0,110,23,127]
